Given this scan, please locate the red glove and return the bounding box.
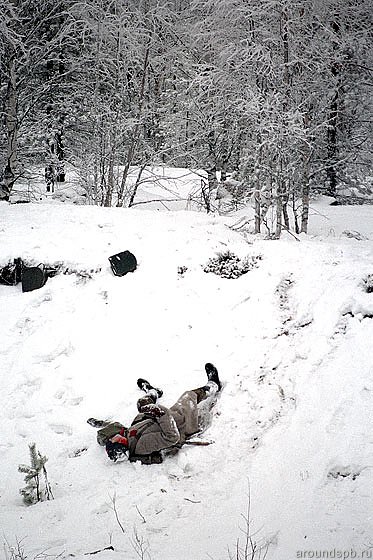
[141,404,165,418]
[110,434,128,446]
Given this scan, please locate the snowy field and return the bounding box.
[1,180,373,560]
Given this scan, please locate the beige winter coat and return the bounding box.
[129,390,200,456]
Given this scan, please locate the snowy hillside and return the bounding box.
[1,197,373,560]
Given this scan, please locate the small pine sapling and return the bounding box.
[18,443,54,505]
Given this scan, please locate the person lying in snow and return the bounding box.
[87,363,222,465]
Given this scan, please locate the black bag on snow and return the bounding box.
[108,250,137,277]
[0,258,23,286]
[22,265,47,292]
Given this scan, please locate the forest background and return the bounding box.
[0,0,372,236]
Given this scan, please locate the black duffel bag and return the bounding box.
[22,264,48,292]
[108,251,137,277]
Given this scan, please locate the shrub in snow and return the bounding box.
[363,274,373,293]
[18,443,54,505]
[204,250,262,279]
[327,466,361,481]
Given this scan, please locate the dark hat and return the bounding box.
[105,440,128,462]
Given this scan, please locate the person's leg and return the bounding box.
[170,379,220,438]
[191,381,219,404]
[136,364,220,404]
[196,386,218,433]
[137,392,158,412]
[191,363,222,403]
[136,377,164,412]
[137,378,163,398]
[205,363,221,391]
[194,366,221,433]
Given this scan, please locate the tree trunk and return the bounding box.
[55,128,65,182]
[220,164,227,183]
[275,199,282,238]
[282,193,290,230]
[275,6,290,238]
[326,20,341,196]
[207,167,218,191]
[200,178,211,213]
[128,165,146,207]
[275,183,283,239]
[326,90,338,196]
[254,140,263,234]
[104,148,115,207]
[292,192,300,234]
[301,178,310,233]
[203,167,217,213]
[254,188,261,233]
[0,53,18,201]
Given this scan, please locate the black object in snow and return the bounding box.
[0,258,23,286]
[21,265,47,292]
[108,250,137,277]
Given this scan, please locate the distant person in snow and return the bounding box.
[87,363,222,465]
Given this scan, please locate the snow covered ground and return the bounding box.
[1,185,373,560]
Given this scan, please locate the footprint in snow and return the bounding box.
[68,396,83,406]
[68,447,88,458]
[54,389,83,406]
[325,399,352,434]
[36,342,74,363]
[49,424,73,436]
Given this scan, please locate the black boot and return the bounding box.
[87,418,105,428]
[137,378,163,398]
[205,363,221,391]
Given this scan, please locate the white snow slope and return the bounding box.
[1,196,373,560]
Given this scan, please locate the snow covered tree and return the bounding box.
[18,443,53,505]
[0,0,72,200]
[165,0,247,209]
[0,1,19,201]
[316,0,372,196]
[65,0,180,207]
[169,0,371,233]
[1,0,370,218]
